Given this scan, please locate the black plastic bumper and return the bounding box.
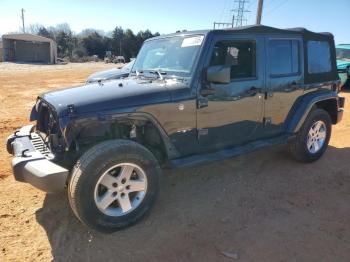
[337,109,344,124]
[7,125,69,193]
[336,97,345,124]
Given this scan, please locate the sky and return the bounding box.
[0,0,349,44]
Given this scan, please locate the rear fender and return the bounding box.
[286,91,339,133]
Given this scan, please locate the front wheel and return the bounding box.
[68,140,161,233]
[289,108,332,162]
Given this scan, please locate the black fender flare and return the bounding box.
[115,112,181,159]
[286,91,339,133]
[61,112,181,160]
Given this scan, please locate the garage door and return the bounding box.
[15,41,50,63]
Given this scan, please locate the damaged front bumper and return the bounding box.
[7,125,69,193]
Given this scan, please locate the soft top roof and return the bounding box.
[213,25,334,39]
[149,25,338,84]
[150,24,334,42]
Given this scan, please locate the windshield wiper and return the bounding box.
[131,69,168,81]
[148,69,167,81]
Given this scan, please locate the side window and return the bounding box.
[307,41,331,74]
[269,39,300,76]
[209,40,256,80]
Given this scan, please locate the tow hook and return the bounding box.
[21,149,32,157]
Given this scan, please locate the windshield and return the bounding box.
[132,35,204,77]
[336,48,350,61]
[122,60,135,71]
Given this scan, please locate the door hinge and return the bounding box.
[197,97,208,109]
[197,128,208,138]
[264,91,273,99]
[263,117,272,126]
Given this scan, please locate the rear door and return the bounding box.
[263,36,304,136]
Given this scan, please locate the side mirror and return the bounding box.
[206,65,231,84]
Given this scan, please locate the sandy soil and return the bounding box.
[0,62,350,262]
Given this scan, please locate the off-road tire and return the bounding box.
[289,108,332,162]
[68,139,161,233]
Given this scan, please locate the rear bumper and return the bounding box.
[336,96,345,124]
[337,109,344,124]
[7,125,69,193]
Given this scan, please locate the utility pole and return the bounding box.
[21,8,25,33]
[256,0,264,25]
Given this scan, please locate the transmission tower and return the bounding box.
[232,0,250,27]
[213,0,250,29]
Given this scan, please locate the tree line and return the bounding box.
[26,23,160,61]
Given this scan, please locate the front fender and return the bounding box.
[286,91,339,133]
[60,112,181,160]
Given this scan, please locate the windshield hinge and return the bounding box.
[67,104,77,118]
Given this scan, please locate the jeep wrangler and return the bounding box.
[7,25,345,233]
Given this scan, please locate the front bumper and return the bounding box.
[7,125,69,193]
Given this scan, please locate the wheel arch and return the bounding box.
[286,91,339,133]
[63,112,180,166]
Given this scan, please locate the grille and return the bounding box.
[30,132,54,159]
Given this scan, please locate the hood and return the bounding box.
[337,59,350,70]
[40,78,176,117]
[86,68,128,83]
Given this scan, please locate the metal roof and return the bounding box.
[2,33,55,43]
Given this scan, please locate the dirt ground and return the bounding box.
[0,62,350,262]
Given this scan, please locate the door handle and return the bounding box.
[197,97,208,109]
[246,86,262,96]
[200,88,216,97]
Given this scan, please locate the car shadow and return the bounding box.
[36,145,350,262]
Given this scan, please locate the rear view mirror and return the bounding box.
[206,65,231,84]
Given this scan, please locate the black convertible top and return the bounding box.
[152,25,338,84]
[214,24,333,39]
[153,25,334,40]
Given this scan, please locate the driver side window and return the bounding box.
[209,40,256,80]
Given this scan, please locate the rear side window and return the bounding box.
[307,41,331,74]
[269,39,300,76]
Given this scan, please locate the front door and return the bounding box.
[196,36,265,152]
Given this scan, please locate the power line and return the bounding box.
[264,0,289,15]
[218,0,231,24]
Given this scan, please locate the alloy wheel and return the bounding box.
[94,163,148,217]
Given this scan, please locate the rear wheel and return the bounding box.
[289,108,332,162]
[68,139,161,233]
